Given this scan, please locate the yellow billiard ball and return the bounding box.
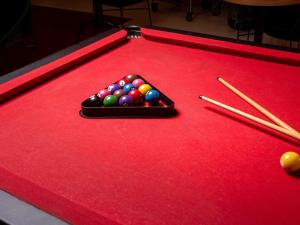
[138,84,152,95]
[280,152,300,173]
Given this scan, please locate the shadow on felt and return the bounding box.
[288,170,300,178]
[204,106,300,147]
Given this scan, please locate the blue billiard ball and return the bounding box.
[145,89,160,105]
[123,83,135,94]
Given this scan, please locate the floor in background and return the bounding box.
[32,0,297,48]
[0,190,68,225]
[1,1,297,76]
[120,1,296,48]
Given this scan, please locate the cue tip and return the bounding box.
[199,96,204,100]
[216,76,222,81]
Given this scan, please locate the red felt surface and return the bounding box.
[1,28,300,225]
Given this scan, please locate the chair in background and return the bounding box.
[151,0,223,22]
[227,4,255,41]
[101,0,152,25]
[264,5,300,48]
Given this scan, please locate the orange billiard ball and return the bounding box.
[280,152,300,173]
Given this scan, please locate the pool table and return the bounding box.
[1,26,300,225]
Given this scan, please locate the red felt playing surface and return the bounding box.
[1,28,300,225]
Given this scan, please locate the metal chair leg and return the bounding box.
[120,6,124,24]
[146,0,152,25]
[186,0,193,21]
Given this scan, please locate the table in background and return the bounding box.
[225,0,300,42]
[1,26,300,225]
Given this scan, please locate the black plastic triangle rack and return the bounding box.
[80,75,176,118]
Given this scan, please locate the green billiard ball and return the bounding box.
[103,95,117,107]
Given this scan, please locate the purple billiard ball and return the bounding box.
[107,83,120,93]
[123,83,135,94]
[118,95,133,106]
[132,79,145,88]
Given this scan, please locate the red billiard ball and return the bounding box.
[128,89,143,104]
[117,79,130,88]
[97,89,111,100]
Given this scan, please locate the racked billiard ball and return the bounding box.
[123,83,135,94]
[145,89,160,105]
[138,84,152,95]
[119,95,133,106]
[87,95,101,106]
[97,89,111,100]
[132,78,145,88]
[107,83,120,93]
[128,89,143,105]
[117,79,130,88]
[126,74,138,82]
[113,89,126,100]
[103,95,117,107]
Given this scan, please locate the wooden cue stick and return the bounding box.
[199,96,300,141]
[217,77,299,134]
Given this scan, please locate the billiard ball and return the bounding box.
[107,84,120,93]
[132,78,145,88]
[87,95,101,106]
[138,84,152,95]
[145,89,160,105]
[128,89,143,104]
[97,89,111,100]
[103,95,117,107]
[125,74,138,82]
[123,83,135,94]
[113,89,126,99]
[117,79,130,88]
[280,151,300,173]
[119,95,133,106]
